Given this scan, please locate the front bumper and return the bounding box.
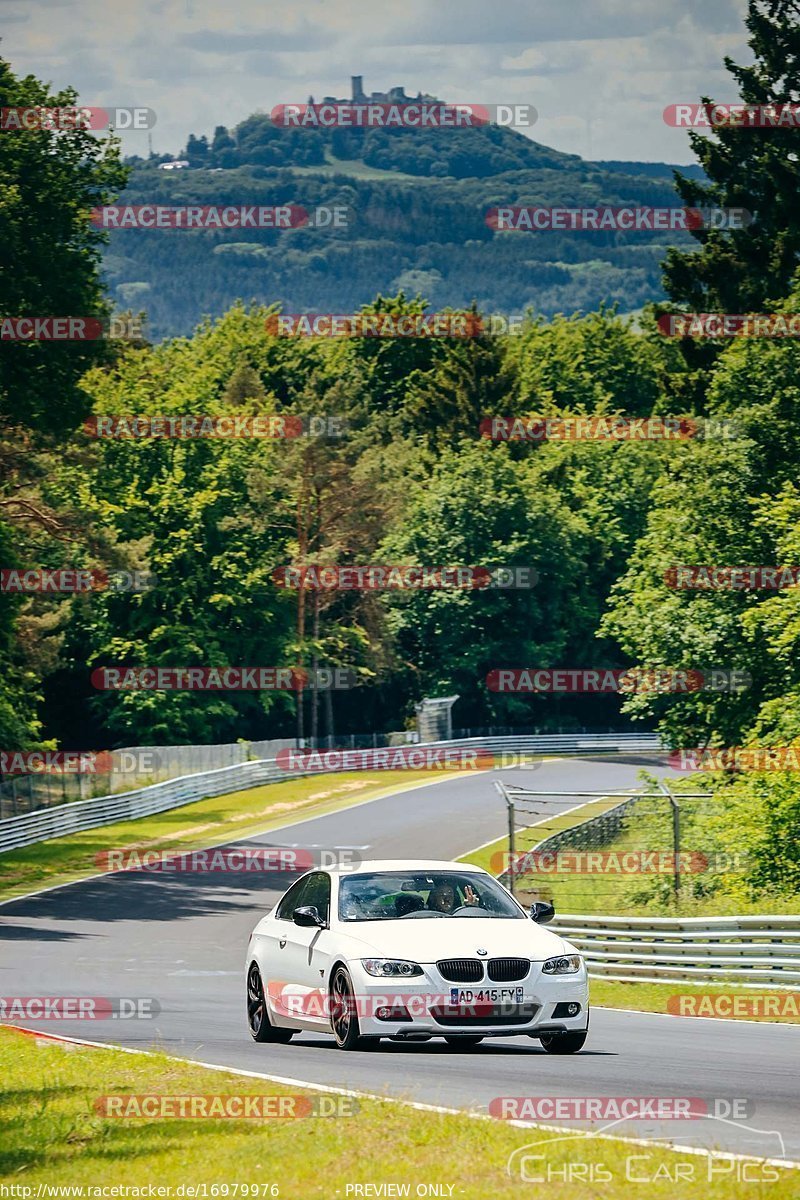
[347,960,589,1038]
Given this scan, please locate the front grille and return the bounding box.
[487,957,530,982]
[437,958,484,983]
[431,1002,540,1027]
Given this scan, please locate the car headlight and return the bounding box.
[361,958,423,978]
[542,954,583,975]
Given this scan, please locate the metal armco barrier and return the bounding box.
[550,914,800,988]
[0,758,289,854]
[0,732,661,854]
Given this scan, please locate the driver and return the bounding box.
[427,881,481,913]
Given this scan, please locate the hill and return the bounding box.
[107,114,703,339]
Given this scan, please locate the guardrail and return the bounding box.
[0,734,407,817]
[550,913,800,988]
[430,733,662,755]
[0,732,661,855]
[0,758,289,855]
[4,734,795,991]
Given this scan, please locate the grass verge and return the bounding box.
[0,769,464,903]
[589,979,800,1023]
[0,1027,795,1195]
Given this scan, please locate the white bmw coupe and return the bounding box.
[245,859,589,1051]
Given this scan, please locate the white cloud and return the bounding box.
[2,0,752,161]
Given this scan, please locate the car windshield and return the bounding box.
[338,871,525,922]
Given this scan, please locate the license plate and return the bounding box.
[449,987,523,1004]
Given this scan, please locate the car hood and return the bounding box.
[343,916,570,962]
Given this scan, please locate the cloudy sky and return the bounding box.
[3,0,751,162]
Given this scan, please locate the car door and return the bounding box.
[255,874,311,1023]
[273,871,334,1028]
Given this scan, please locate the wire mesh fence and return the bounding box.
[0,732,416,819]
[494,781,731,914]
[0,770,86,819]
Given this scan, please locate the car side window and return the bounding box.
[275,876,312,921]
[301,872,331,923]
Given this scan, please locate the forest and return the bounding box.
[104,113,707,338]
[2,0,800,903]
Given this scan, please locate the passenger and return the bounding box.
[395,893,424,916]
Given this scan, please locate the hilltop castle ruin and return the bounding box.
[312,77,441,106]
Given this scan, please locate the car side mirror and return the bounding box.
[293,905,326,928]
[530,901,555,924]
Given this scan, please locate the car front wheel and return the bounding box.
[330,966,379,1051]
[247,962,293,1043]
[539,1029,587,1054]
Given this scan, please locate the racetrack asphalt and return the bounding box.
[2,757,798,1163]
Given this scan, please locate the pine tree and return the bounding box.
[663,0,800,313]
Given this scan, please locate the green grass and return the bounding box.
[590,979,800,1023]
[0,769,463,902]
[1,1028,796,1195]
[289,150,439,183]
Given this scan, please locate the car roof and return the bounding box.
[325,859,491,877]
